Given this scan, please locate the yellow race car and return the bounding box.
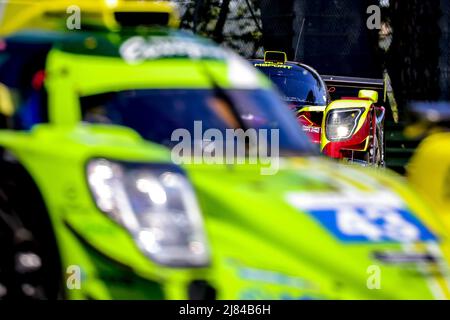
[251,51,386,166]
[406,102,450,233]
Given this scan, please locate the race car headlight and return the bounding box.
[325,108,364,141]
[86,159,209,267]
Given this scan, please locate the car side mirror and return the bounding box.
[358,89,378,103]
[409,101,450,123]
[404,101,450,138]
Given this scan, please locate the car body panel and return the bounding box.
[408,132,450,235]
[320,98,373,157]
[1,123,450,299]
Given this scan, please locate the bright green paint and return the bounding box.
[0,30,448,300]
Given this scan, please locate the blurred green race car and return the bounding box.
[0,0,450,300]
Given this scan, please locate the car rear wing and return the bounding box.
[0,0,180,36]
[321,75,386,104]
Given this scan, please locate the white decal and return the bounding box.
[120,36,226,64]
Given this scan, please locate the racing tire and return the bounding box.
[370,132,384,167]
[364,123,385,167]
[0,156,62,300]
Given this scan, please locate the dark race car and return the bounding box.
[250,52,328,144]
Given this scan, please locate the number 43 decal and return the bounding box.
[307,207,437,243]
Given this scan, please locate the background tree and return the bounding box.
[178,0,263,58]
[386,0,442,119]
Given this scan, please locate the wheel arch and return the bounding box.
[0,146,65,298]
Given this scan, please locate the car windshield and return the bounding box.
[80,88,316,155]
[257,66,327,106]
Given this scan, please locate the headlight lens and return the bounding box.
[87,159,209,267]
[325,108,364,141]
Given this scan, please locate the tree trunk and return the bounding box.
[213,0,231,43]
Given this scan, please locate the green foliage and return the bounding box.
[177,0,263,58]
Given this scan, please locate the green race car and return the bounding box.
[1,0,450,300]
